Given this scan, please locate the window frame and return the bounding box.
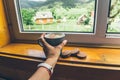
[3,0,120,46]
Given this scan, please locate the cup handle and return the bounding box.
[38,39,43,47]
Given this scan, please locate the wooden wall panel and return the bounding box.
[0,56,120,80]
[0,0,10,47]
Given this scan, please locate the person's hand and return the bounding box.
[40,33,67,60]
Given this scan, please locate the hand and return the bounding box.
[40,33,67,60]
[29,33,67,80]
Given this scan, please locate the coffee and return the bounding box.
[45,33,65,39]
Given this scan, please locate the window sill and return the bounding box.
[0,43,120,70]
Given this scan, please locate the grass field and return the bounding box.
[22,20,120,33]
[23,20,94,32]
[107,22,120,33]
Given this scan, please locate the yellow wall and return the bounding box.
[0,0,10,47]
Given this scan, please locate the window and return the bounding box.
[18,0,96,33]
[4,0,120,46]
[107,0,120,33]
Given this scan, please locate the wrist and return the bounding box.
[45,57,58,68]
[37,63,53,76]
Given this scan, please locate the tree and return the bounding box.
[108,0,120,25]
[21,8,35,25]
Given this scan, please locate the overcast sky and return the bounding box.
[28,0,47,2]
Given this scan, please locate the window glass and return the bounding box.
[18,0,96,32]
[107,0,120,33]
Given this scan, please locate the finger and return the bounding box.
[41,33,46,38]
[38,33,46,39]
[41,33,52,48]
[57,40,67,49]
[38,39,43,47]
[38,34,45,47]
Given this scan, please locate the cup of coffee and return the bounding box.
[38,33,65,46]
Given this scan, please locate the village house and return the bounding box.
[34,11,54,24]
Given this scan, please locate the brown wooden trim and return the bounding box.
[12,39,120,49]
[0,43,120,70]
[0,52,120,68]
[0,55,120,80]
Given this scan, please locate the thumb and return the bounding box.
[56,40,67,49]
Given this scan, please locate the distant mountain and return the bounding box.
[19,0,94,8]
[19,0,45,8]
